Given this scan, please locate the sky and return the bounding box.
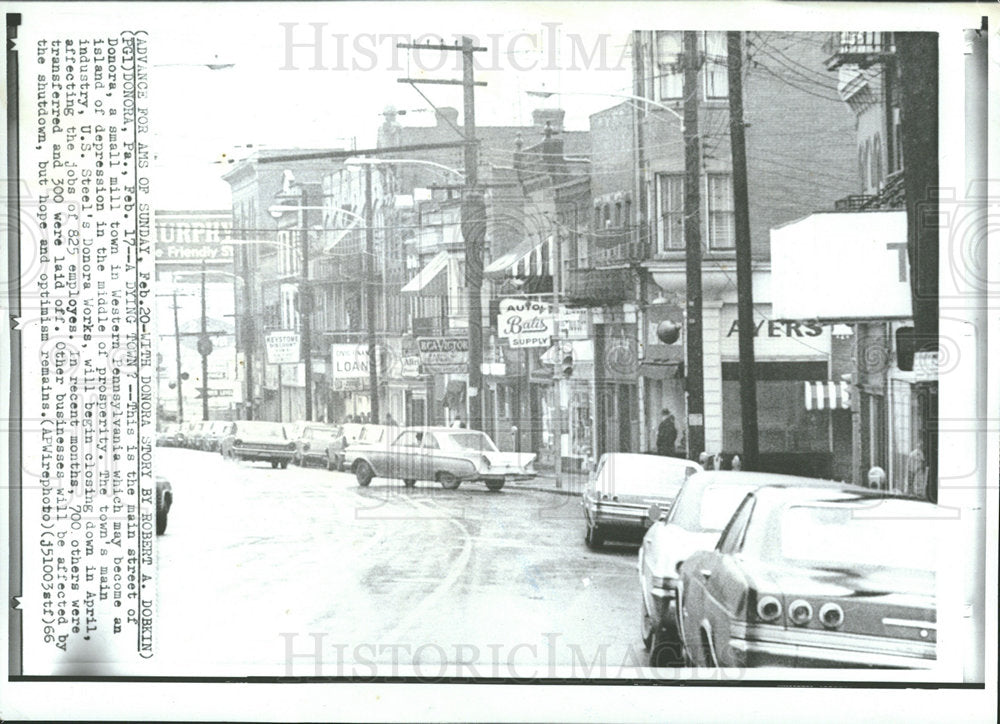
[137,4,636,209]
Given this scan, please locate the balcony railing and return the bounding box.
[585,227,647,267]
[824,31,894,70]
[564,266,635,307]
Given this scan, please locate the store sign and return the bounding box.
[558,309,589,340]
[498,298,553,348]
[417,336,468,373]
[265,331,301,365]
[770,211,912,320]
[331,344,374,379]
[720,305,830,358]
[155,216,234,264]
[401,355,423,378]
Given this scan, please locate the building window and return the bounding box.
[707,174,735,250]
[657,174,685,252]
[703,31,729,99]
[654,31,683,100]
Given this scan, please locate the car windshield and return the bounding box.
[304,426,341,442]
[776,504,937,572]
[596,456,695,496]
[439,431,499,453]
[669,483,757,533]
[357,426,386,443]
[236,422,286,439]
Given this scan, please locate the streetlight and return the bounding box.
[525,88,685,129]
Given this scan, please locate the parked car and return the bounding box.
[348,426,536,491]
[156,424,182,447]
[639,470,812,666]
[200,421,231,452]
[220,421,295,468]
[582,453,702,549]
[176,421,201,448]
[678,484,940,669]
[156,476,173,535]
[337,423,397,472]
[292,424,344,467]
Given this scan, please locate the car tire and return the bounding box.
[585,522,603,549]
[271,461,279,469]
[293,454,302,467]
[649,628,683,668]
[326,454,335,471]
[403,479,417,488]
[355,461,374,487]
[156,508,168,535]
[437,472,461,490]
[641,603,655,651]
[485,480,504,492]
[279,460,289,470]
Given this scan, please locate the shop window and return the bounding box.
[703,31,729,99]
[707,174,735,250]
[722,362,830,453]
[657,174,685,252]
[654,31,683,101]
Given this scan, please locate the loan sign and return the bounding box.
[330,344,373,379]
[417,336,468,373]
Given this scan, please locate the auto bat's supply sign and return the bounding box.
[265,331,301,365]
[417,336,468,373]
[497,298,553,348]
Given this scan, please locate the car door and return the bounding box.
[418,432,442,481]
[700,496,755,667]
[385,430,420,479]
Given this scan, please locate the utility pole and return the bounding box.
[199,260,211,420]
[300,186,313,421]
[240,247,255,420]
[683,30,706,459]
[365,162,380,424]
[172,290,184,423]
[551,224,563,488]
[727,31,759,470]
[397,36,487,430]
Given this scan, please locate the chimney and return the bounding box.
[531,108,565,133]
[436,107,460,128]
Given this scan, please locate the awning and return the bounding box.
[484,235,551,279]
[639,361,683,380]
[804,381,851,410]
[442,380,466,408]
[401,251,449,295]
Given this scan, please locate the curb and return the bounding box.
[509,484,582,497]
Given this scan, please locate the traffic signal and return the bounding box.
[561,351,574,378]
[656,320,681,344]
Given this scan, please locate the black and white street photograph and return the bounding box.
[3,2,996,722]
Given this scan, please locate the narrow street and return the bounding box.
[153,448,643,677]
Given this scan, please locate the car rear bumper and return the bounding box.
[233,447,295,462]
[730,631,937,669]
[480,471,536,482]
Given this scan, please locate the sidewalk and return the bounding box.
[508,469,587,497]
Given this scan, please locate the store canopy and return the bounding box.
[804,381,851,410]
[401,251,450,295]
[484,235,551,279]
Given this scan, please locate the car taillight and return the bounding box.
[287,442,296,450]
[788,599,813,626]
[819,602,844,629]
[234,438,243,447]
[302,442,310,451]
[756,595,782,623]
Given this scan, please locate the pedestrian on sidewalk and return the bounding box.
[656,408,678,457]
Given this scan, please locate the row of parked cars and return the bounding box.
[582,453,940,670]
[157,419,538,492]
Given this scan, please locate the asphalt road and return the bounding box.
[152,447,648,678]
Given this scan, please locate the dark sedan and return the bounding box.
[678,484,941,669]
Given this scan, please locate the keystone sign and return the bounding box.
[264,331,301,365]
[416,336,468,374]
